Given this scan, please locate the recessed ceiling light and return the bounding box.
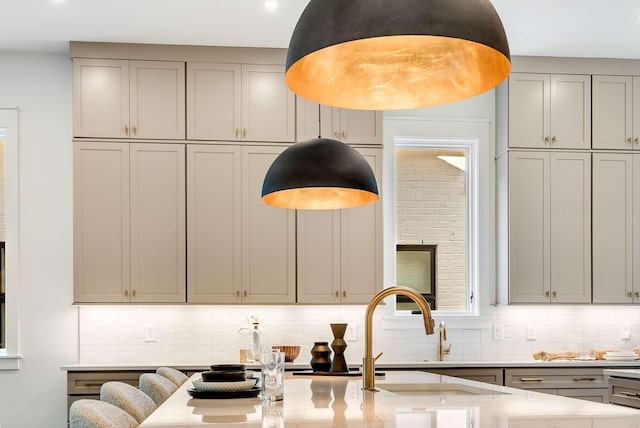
[264,0,278,11]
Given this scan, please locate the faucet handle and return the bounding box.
[374,352,383,362]
[444,344,452,354]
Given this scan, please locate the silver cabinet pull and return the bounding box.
[520,377,544,382]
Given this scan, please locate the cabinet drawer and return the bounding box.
[67,371,150,395]
[424,368,503,385]
[505,368,605,389]
[560,388,608,403]
[609,377,640,409]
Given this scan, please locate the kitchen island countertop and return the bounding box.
[138,370,640,427]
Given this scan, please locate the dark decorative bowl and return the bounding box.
[210,364,246,372]
[202,370,247,382]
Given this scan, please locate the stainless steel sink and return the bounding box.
[378,382,509,396]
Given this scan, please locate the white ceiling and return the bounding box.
[3,0,640,60]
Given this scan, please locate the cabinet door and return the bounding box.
[187,145,242,303]
[130,144,186,303]
[74,142,130,303]
[550,75,591,149]
[186,62,242,141]
[242,65,295,142]
[73,59,129,138]
[633,154,640,302]
[592,75,634,150]
[340,148,383,303]
[130,61,185,140]
[297,210,341,304]
[336,109,383,145]
[509,151,550,302]
[550,152,591,303]
[508,73,550,148]
[592,153,633,303]
[241,146,296,303]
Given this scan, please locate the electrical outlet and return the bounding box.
[345,325,358,342]
[492,324,504,341]
[526,324,537,341]
[144,326,157,343]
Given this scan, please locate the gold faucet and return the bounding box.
[438,321,451,361]
[363,286,435,391]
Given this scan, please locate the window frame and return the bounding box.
[382,118,494,330]
[0,108,21,369]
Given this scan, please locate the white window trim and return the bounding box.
[381,117,495,331]
[0,108,21,369]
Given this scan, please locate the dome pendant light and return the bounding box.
[261,138,379,210]
[286,0,511,110]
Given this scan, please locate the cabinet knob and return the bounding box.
[244,290,248,298]
[235,128,240,138]
[132,126,137,136]
[544,136,550,143]
[628,138,633,144]
[545,291,550,297]
[341,131,347,139]
[627,292,633,298]
[124,290,129,297]
[132,290,136,297]
[236,290,240,298]
[335,291,339,298]
[635,291,640,298]
[551,136,556,144]
[334,131,340,139]
[342,291,347,298]
[635,137,639,145]
[552,291,557,298]
[243,129,247,139]
[124,125,129,135]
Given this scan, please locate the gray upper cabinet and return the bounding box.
[508,73,591,149]
[592,75,640,150]
[296,97,382,145]
[509,151,591,303]
[73,58,186,139]
[74,142,186,303]
[187,62,295,142]
[297,148,383,304]
[592,153,640,303]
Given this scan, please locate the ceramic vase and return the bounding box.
[310,341,332,372]
[329,323,349,373]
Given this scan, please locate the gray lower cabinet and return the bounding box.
[608,376,640,409]
[505,368,608,403]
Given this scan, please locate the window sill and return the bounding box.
[0,355,22,370]
[383,312,491,331]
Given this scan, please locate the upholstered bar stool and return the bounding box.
[139,373,178,406]
[156,366,188,387]
[69,399,139,428]
[100,381,157,424]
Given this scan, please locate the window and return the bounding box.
[0,108,20,368]
[382,118,493,323]
[394,143,475,313]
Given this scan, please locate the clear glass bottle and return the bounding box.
[237,316,263,362]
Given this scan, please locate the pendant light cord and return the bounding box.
[317,104,321,139]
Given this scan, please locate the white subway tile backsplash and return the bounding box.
[77,304,640,365]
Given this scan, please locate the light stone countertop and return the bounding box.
[61,360,640,371]
[138,371,640,427]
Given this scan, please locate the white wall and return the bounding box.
[0,53,77,428]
